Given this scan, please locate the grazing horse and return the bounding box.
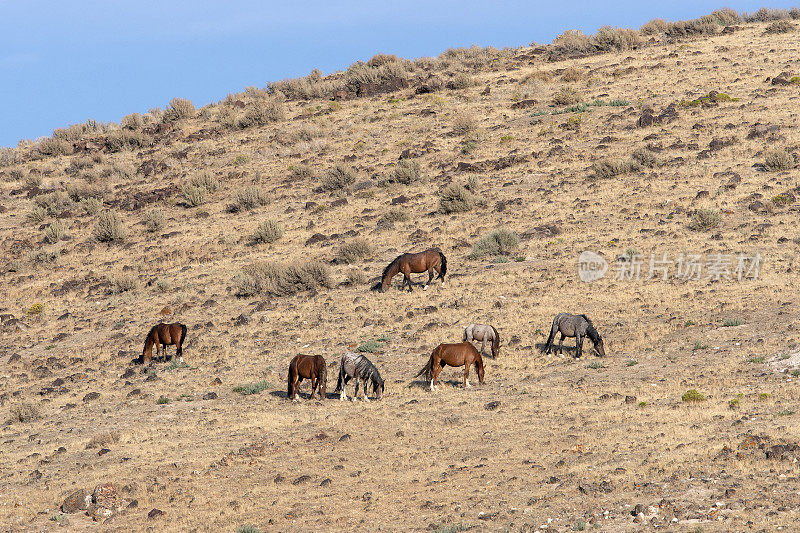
[334,352,384,401]
[415,342,484,391]
[287,354,327,401]
[377,248,447,292]
[464,323,500,358]
[140,323,187,365]
[542,313,605,358]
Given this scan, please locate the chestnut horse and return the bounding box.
[378,248,447,292]
[287,354,327,401]
[140,323,186,364]
[415,342,484,391]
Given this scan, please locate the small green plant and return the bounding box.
[451,111,476,134]
[165,359,192,372]
[110,274,138,293]
[236,526,260,533]
[433,522,469,533]
[690,209,721,231]
[572,520,587,531]
[252,219,284,244]
[586,361,604,369]
[791,369,800,377]
[684,320,696,327]
[157,396,171,404]
[390,159,421,184]
[638,401,647,408]
[357,340,384,353]
[758,392,771,400]
[81,197,103,215]
[626,359,638,367]
[723,318,743,327]
[182,185,208,207]
[748,356,765,364]
[729,398,740,409]
[189,172,220,193]
[27,302,45,316]
[692,341,707,351]
[777,409,795,416]
[233,154,251,165]
[144,207,165,233]
[500,135,514,142]
[233,380,270,395]
[772,193,792,206]
[682,389,706,403]
[377,209,408,225]
[50,513,66,522]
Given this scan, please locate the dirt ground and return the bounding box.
[2,17,800,532]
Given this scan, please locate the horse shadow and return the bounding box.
[268,390,337,401]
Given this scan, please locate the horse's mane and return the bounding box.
[355,354,383,391]
[381,254,404,280]
[582,316,602,343]
[578,314,594,327]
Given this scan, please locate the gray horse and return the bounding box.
[334,352,384,401]
[542,313,605,358]
[463,323,500,358]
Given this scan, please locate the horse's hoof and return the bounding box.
[423,285,428,291]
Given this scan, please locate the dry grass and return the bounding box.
[252,219,284,244]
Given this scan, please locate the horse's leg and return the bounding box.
[362,378,370,402]
[558,334,564,356]
[464,364,472,388]
[340,375,348,401]
[402,265,413,292]
[423,266,434,291]
[480,338,486,355]
[295,377,303,401]
[164,343,171,362]
[576,334,583,359]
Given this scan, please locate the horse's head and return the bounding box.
[476,357,485,385]
[374,378,385,400]
[593,335,605,357]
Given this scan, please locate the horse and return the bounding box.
[376,248,447,292]
[542,313,605,358]
[463,323,500,358]
[415,342,484,391]
[140,323,187,365]
[334,352,384,401]
[287,354,327,401]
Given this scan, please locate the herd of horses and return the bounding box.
[138,248,606,400]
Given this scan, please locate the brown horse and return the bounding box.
[287,354,327,401]
[378,248,447,292]
[415,342,484,391]
[140,323,187,364]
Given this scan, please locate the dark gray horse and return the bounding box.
[334,352,384,401]
[542,313,605,358]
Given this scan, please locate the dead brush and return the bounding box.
[560,66,584,82]
[86,431,120,449]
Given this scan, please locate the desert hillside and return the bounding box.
[2,8,800,532]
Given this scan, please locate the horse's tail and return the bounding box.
[179,323,187,345]
[437,251,447,279]
[415,354,434,380]
[490,325,500,358]
[333,363,344,393]
[287,361,295,398]
[542,317,557,352]
[463,325,469,342]
[319,359,327,386]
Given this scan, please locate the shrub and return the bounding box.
[104,129,153,152]
[439,184,476,214]
[321,164,356,191]
[9,402,40,423]
[764,149,794,171]
[390,159,421,184]
[337,239,372,264]
[37,137,73,157]
[80,197,103,216]
[344,269,367,285]
[86,431,120,449]
[230,185,270,211]
[552,88,581,106]
[690,209,721,231]
[234,261,331,297]
[233,380,270,395]
[157,396,170,405]
[630,148,658,168]
[121,113,144,130]
[35,191,74,217]
[549,30,595,59]
[290,165,314,180]
[591,159,634,178]
[182,185,207,207]
[640,18,670,35]
[593,26,642,51]
[165,98,195,121]
[764,20,796,34]
[448,73,474,90]
[560,66,584,82]
[29,248,59,265]
[27,206,47,223]
[682,389,706,403]
[470,229,520,258]
[27,303,45,316]
[236,98,285,129]
[93,210,127,242]
[377,209,409,225]
[45,220,66,243]
[451,111,476,135]
[189,172,220,193]
[723,318,743,327]
[236,526,260,533]
[144,207,165,233]
[111,274,138,293]
[252,219,284,244]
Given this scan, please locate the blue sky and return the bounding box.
[1,1,795,147]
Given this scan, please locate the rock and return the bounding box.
[292,475,312,485]
[211,377,222,386]
[305,233,327,246]
[83,392,101,403]
[624,395,637,404]
[484,401,501,411]
[481,86,491,95]
[233,313,251,326]
[87,483,127,521]
[511,99,538,109]
[61,489,91,513]
[121,368,136,379]
[320,478,332,487]
[274,474,285,484]
[339,434,351,442]
[390,195,408,205]
[147,508,164,519]
[98,448,110,456]
[523,224,561,239]
[202,392,218,400]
